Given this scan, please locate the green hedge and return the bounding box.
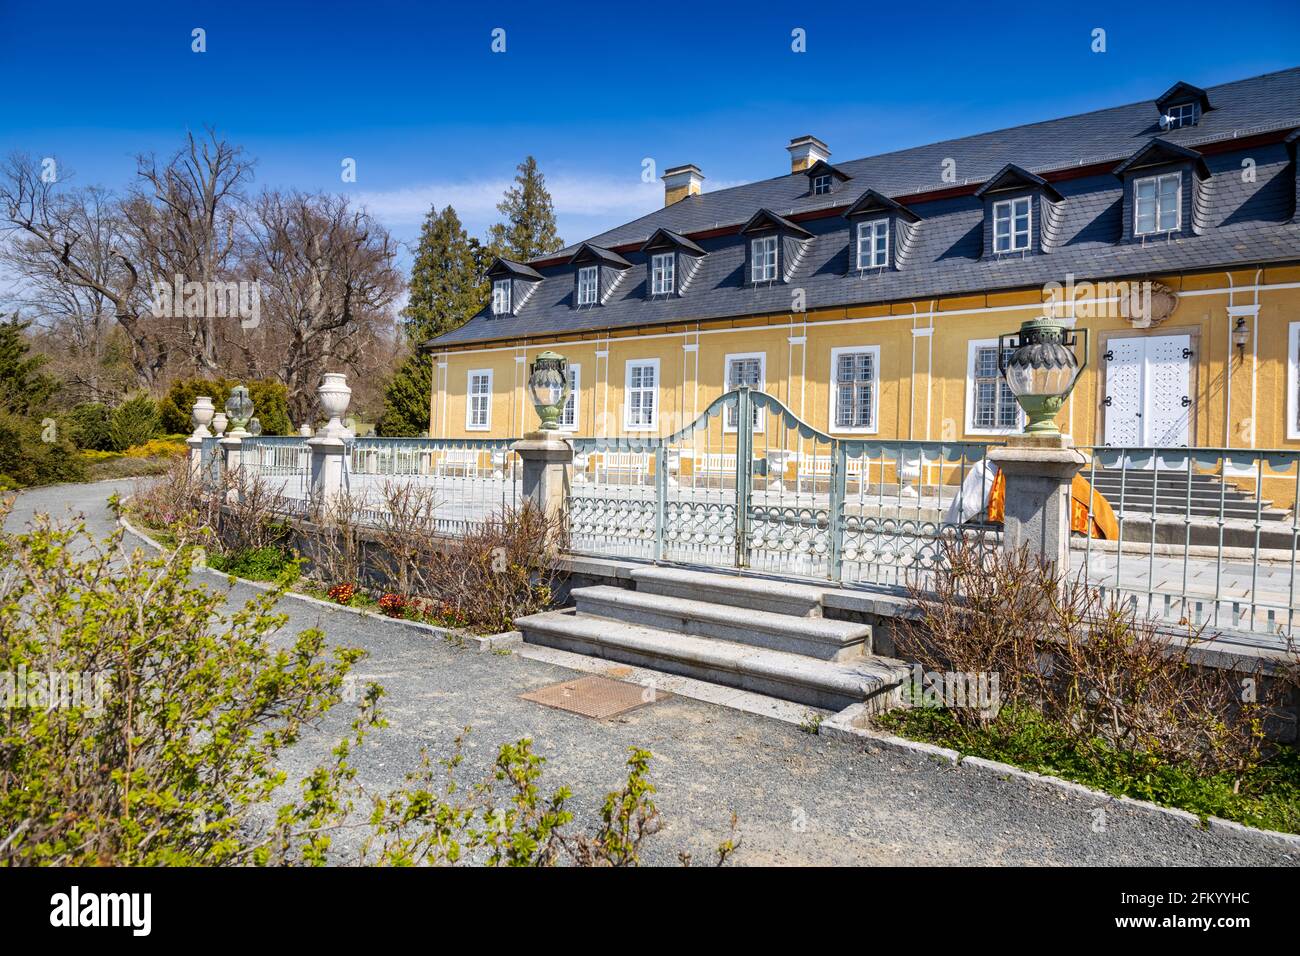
[160,378,292,436]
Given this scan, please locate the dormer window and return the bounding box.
[842,189,919,274]
[492,279,512,315]
[992,197,1032,253]
[650,253,675,295]
[1154,81,1212,131]
[973,165,1061,259]
[567,243,631,309]
[739,209,811,285]
[1164,102,1198,129]
[802,159,850,198]
[1113,138,1207,242]
[639,228,706,298]
[1134,173,1181,235]
[856,220,889,269]
[577,266,598,306]
[484,257,543,317]
[751,237,778,282]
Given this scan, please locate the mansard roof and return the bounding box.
[427,67,1300,349]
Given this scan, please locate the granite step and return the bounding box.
[630,565,827,618]
[572,584,869,661]
[515,609,908,711]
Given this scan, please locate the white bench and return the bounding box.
[577,450,650,484]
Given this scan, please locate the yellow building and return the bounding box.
[425,71,1300,499]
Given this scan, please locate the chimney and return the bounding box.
[787,135,830,173]
[662,164,705,206]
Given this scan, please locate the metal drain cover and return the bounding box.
[520,675,668,719]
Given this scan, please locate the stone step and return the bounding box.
[515,609,908,711]
[572,585,868,661]
[630,565,827,618]
[1089,479,1262,500]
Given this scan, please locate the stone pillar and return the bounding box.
[309,373,352,519]
[187,396,214,481]
[511,434,573,533]
[219,433,243,501]
[986,434,1086,573]
[308,435,347,518]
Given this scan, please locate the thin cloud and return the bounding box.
[357,174,747,234]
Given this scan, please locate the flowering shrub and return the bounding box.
[327,582,355,605]
[377,593,407,618]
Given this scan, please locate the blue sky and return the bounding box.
[1,0,1298,265]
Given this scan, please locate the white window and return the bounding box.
[1288,322,1300,441]
[466,369,492,431]
[812,173,832,195]
[830,346,879,433]
[856,219,889,269]
[492,279,511,315]
[651,253,675,295]
[560,363,580,431]
[724,352,765,432]
[1134,172,1182,235]
[624,359,659,431]
[992,197,1032,253]
[751,236,778,282]
[1164,102,1197,129]
[966,340,1021,434]
[577,266,599,306]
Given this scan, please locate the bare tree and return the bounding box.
[237,191,400,422]
[0,130,252,390]
[122,131,253,374]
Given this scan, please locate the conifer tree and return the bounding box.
[378,207,485,436]
[487,156,564,262]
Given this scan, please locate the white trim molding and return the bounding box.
[559,362,581,432]
[1287,322,1300,441]
[828,345,881,435]
[723,351,767,433]
[965,338,1024,436]
[623,358,660,432]
[465,368,493,431]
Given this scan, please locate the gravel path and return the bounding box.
[8,480,1298,866]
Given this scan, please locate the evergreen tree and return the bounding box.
[0,315,59,416]
[378,206,486,436]
[487,156,564,263]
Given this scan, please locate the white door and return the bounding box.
[1103,334,1192,447]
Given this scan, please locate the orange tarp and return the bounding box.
[987,471,1119,540]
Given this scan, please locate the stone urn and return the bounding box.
[191,396,215,439]
[212,411,228,438]
[318,373,352,439]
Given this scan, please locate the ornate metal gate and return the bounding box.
[568,387,996,587]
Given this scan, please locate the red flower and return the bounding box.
[377,593,407,618]
[328,583,355,605]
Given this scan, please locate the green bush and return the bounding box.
[64,401,114,451]
[108,393,162,451]
[160,378,292,436]
[0,408,86,487]
[209,545,300,582]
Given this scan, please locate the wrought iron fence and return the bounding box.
[567,387,1000,587]
[1072,446,1300,645]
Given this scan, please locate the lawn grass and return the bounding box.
[876,704,1300,835]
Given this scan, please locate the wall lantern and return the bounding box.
[527,351,570,431]
[1232,317,1250,360]
[998,317,1088,436]
[225,385,254,435]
